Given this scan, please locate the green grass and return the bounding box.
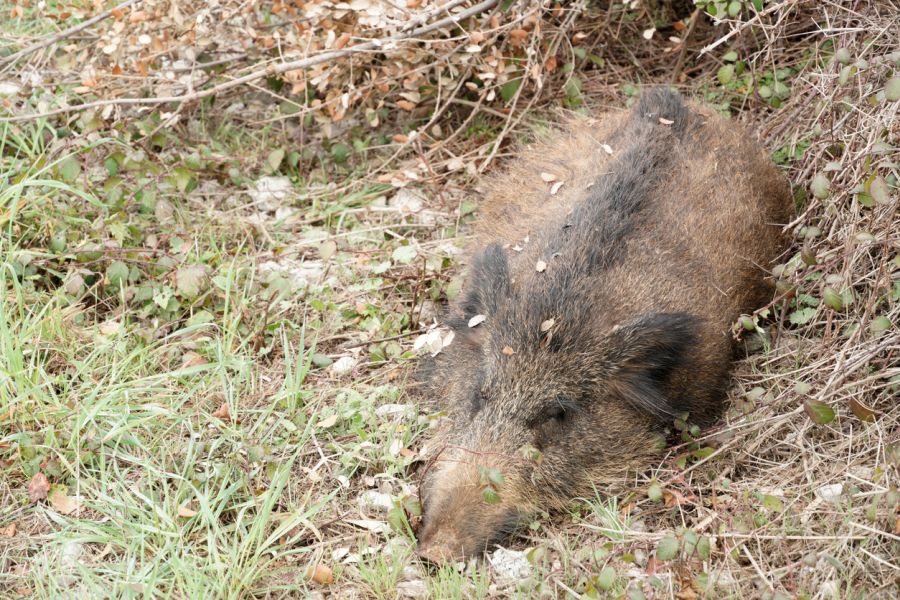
[0,114,442,597]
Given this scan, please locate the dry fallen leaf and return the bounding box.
[177,502,198,518]
[539,172,557,183]
[181,351,207,368]
[468,314,486,328]
[318,414,339,428]
[540,318,555,332]
[211,403,231,420]
[28,473,50,503]
[306,563,335,585]
[535,260,547,272]
[1,523,16,537]
[98,320,121,336]
[48,486,80,515]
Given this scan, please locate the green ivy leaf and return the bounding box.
[789,307,816,325]
[885,76,900,102]
[656,533,679,560]
[810,173,830,199]
[717,65,734,85]
[267,148,285,172]
[57,157,81,183]
[596,565,616,590]
[500,77,522,102]
[106,261,129,289]
[391,245,417,264]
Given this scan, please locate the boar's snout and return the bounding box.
[416,449,529,564]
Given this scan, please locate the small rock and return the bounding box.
[390,188,425,214]
[397,580,428,598]
[274,206,297,221]
[0,82,21,96]
[359,491,394,513]
[249,176,293,211]
[331,356,357,377]
[816,483,843,502]
[258,259,324,291]
[375,403,413,418]
[488,547,532,583]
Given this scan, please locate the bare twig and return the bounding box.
[0,0,142,71]
[0,0,499,123]
[699,0,799,56]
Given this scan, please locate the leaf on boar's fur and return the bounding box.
[540,318,555,332]
[468,314,486,328]
[502,345,515,355]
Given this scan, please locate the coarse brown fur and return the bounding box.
[415,89,793,563]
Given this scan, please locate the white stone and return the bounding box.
[331,356,357,376]
[248,176,293,211]
[816,483,843,502]
[488,547,531,583]
[358,491,393,513]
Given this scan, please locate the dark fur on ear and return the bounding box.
[605,312,699,421]
[460,243,511,318]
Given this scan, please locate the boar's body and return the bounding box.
[416,89,792,562]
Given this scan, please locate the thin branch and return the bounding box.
[1,0,499,123]
[0,0,142,71]
[699,0,799,56]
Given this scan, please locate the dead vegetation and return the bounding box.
[0,0,897,598]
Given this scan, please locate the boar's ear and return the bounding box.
[460,243,510,318]
[605,312,698,421]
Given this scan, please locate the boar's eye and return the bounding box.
[531,398,570,428]
[545,405,567,423]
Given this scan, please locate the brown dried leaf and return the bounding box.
[334,33,352,49]
[849,398,878,422]
[396,99,415,111]
[212,403,231,420]
[48,486,80,515]
[1,523,16,537]
[306,563,335,585]
[178,502,198,518]
[28,473,50,503]
[181,351,207,368]
[318,414,339,429]
[502,346,515,355]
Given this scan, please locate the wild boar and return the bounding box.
[414,88,793,563]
